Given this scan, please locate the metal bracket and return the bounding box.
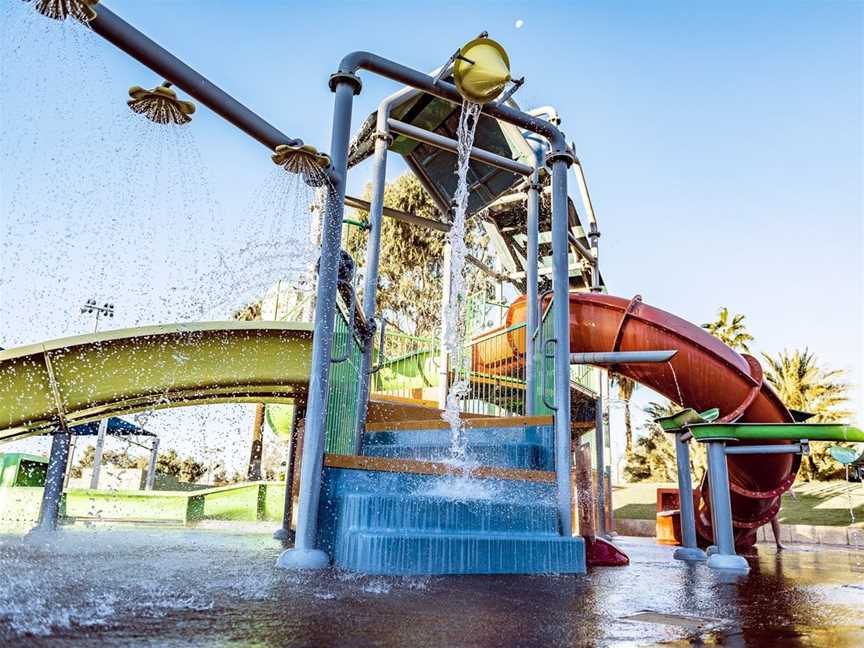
[495,76,525,105]
[374,130,394,145]
[800,439,810,456]
[544,149,576,168]
[328,71,363,95]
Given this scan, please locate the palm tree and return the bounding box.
[611,374,637,455]
[625,400,707,482]
[701,307,754,352]
[762,348,852,480]
[233,299,265,481]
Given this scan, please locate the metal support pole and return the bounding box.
[89,418,108,489]
[549,156,573,536]
[277,77,358,571]
[438,242,452,409]
[90,5,302,151]
[525,141,542,416]
[275,400,306,544]
[31,429,71,533]
[594,394,607,537]
[587,223,601,293]
[353,132,390,451]
[705,440,749,572]
[672,433,706,561]
[145,437,159,491]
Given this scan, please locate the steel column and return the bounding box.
[672,434,706,561]
[277,79,357,571]
[32,429,70,533]
[438,242,452,409]
[524,139,543,417]
[275,400,305,544]
[550,157,573,536]
[705,440,750,571]
[89,418,108,489]
[352,137,390,450]
[144,437,159,491]
[594,394,606,536]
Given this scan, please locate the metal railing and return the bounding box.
[463,323,527,416]
[367,296,600,419]
[324,298,364,454]
[370,330,440,402]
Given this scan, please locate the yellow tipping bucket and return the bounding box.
[453,37,511,104]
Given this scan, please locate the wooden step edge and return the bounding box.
[369,393,440,409]
[324,453,555,483]
[365,415,557,433]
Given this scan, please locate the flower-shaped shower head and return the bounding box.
[127,82,196,126]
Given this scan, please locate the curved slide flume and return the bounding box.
[509,292,796,549]
[0,322,313,442]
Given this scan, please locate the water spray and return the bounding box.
[271,143,332,188]
[127,82,195,125]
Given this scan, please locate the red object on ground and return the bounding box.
[506,292,796,549]
[585,536,630,567]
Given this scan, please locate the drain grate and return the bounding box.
[621,611,723,629]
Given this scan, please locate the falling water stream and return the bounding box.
[426,100,493,500]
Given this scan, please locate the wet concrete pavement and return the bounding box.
[1,528,862,647]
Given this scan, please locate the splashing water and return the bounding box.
[439,101,482,472]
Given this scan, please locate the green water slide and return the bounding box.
[688,423,864,443]
[0,322,313,442]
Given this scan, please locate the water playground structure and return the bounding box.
[2,0,862,577]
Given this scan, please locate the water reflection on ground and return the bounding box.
[1,528,862,647]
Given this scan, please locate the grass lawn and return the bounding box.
[613,480,864,527]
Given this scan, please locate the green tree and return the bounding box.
[344,173,489,336]
[611,374,637,455]
[701,307,754,352]
[624,401,707,482]
[155,449,206,483]
[762,348,852,480]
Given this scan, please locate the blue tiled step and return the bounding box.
[363,425,553,448]
[337,493,559,535]
[362,442,552,470]
[334,529,586,575]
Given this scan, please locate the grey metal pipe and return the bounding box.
[33,429,70,532]
[550,158,574,536]
[352,131,391,451]
[567,232,595,265]
[594,394,606,537]
[337,52,569,153]
[90,4,302,151]
[724,444,804,455]
[274,400,305,544]
[672,433,705,561]
[570,351,678,365]
[705,441,749,571]
[89,418,108,489]
[343,195,450,232]
[145,436,159,491]
[525,149,542,416]
[587,223,601,293]
[388,119,533,176]
[277,80,357,571]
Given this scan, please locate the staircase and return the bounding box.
[316,417,586,575]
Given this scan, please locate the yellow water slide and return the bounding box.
[0,322,314,442]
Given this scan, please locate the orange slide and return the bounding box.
[489,292,797,549]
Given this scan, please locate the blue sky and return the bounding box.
[1,1,861,467]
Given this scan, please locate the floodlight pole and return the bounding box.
[80,298,114,490]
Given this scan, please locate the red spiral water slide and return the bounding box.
[502,292,797,549]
